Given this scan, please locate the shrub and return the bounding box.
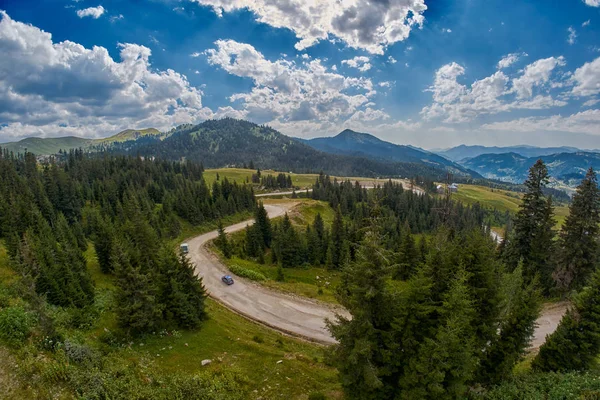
[228,265,267,282]
[252,335,264,344]
[0,306,35,346]
[64,339,96,364]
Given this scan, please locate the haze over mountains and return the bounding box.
[437,145,584,162]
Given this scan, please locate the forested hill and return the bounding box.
[301,129,474,176]
[108,119,476,180]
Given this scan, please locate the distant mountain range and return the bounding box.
[0,128,163,155]
[461,152,600,190]
[301,129,474,177]
[437,144,583,162]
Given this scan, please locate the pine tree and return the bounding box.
[327,206,348,270]
[216,220,232,258]
[254,202,272,248]
[478,264,541,384]
[553,167,600,292]
[399,269,478,399]
[395,229,419,280]
[532,268,600,372]
[94,216,115,273]
[327,230,396,399]
[507,160,556,292]
[114,242,163,335]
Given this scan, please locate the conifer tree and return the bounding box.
[507,160,556,292]
[327,206,347,270]
[553,167,600,292]
[532,268,600,372]
[216,220,232,258]
[254,202,272,248]
[395,228,419,280]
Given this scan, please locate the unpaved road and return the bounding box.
[187,200,567,348]
[187,203,343,344]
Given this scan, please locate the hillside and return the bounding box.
[461,151,600,188]
[301,129,475,176]
[110,118,472,179]
[437,144,582,161]
[0,136,92,155]
[0,128,163,155]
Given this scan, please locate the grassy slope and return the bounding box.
[203,168,320,191]
[0,222,341,399]
[0,136,92,155]
[450,184,569,229]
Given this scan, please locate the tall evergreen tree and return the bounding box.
[532,268,600,372]
[553,167,600,292]
[254,202,272,248]
[216,220,232,258]
[327,206,348,270]
[507,160,556,292]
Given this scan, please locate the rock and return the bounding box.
[201,359,212,366]
[276,360,283,364]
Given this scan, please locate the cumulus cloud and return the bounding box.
[567,27,577,45]
[481,109,600,136]
[76,5,105,19]
[583,98,599,107]
[571,56,600,96]
[497,52,525,69]
[388,56,397,64]
[584,0,600,6]
[583,19,591,27]
[0,11,210,140]
[421,57,568,123]
[205,39,375,125]
[342,56,371,72]
[191,0,428,54]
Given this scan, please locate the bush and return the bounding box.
[228,265,267,282]
[476,371,600,399]
[64,339,96,364]
[0,306,35,346]
[252,335,264,344]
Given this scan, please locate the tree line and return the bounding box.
[0,149,256,336]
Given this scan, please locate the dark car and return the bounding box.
[222,275,234,285]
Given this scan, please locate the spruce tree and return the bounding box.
[327,206,348,270]
[216,220,232,258]
[254,202,272,248]
[532,268,600,372]
[553,167,600,292]
[395,229,418,280]
[508,160,556,292]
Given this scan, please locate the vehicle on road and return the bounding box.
[180,243,189,254]
[222,275,234,285]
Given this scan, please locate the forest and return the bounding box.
[0,147,599,399]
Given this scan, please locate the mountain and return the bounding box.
[461,151,600,189]
[437,144,582,161]
[301,129,475,176]
[109,119,477,179]
[0,128,163,155]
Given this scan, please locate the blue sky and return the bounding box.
[1,0,600,149]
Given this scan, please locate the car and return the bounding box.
[222,275,234,285]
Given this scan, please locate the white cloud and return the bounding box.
[342,56,371,72]
[421,57,568,123]
[510,56,566,98]
[583,98,599,107]
[0,11,210,140]
[567,27,577,45]
[442,28,452,33]
[584,0,600,6]
[497,52,525,69]
[205,39,375,125]
[388,56,397,64]
[109,14,124,23]
[190,52,201,58]
[378,81,394,88]
[481,109,600,136]
[583,19,591,27]
[571,56,600,96]
[76,6,105,19]
[191,0,428,54]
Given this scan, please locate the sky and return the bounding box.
[0,0,600,149]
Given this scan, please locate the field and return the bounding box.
[203,168,320,191]
[449,184,570,229]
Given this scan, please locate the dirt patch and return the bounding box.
[531,301,569,350]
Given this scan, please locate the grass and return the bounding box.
[0,242,16,287]
[449,184,570,229]
[203,168,320,190]
[134,299,341,399]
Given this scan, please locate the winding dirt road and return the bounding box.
[186,201,566,348]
